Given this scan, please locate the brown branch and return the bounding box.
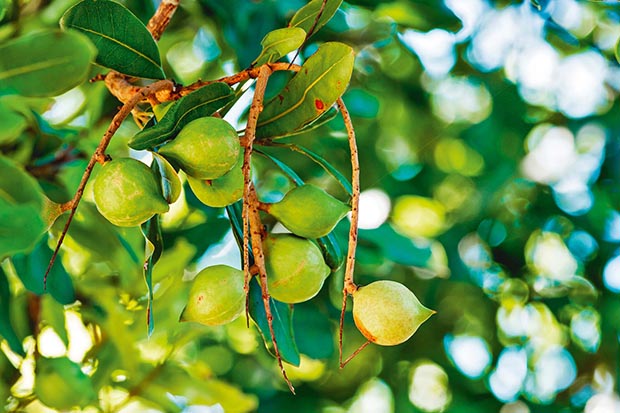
[147,0,180,41]
[241,64,272,324]
[337,97,360,367]
[44,80,174,288]
[239,64,294,393]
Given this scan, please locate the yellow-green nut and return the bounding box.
[352,280,434,346]
[180,265,245,326]
[264,234,330,304]
[187,153,244,208]
[93,158,169,227]
[158,117,240,179]
[267,184,350,239]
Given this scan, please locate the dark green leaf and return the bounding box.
[141,214,163,336]
[12,240,76,305]
[0,266,25,356]
[129,83,235,150]
[289,0,343,37]
[293,302,334,359]
[0,29,95,97]
[256,42,354,139]
[60,0,164,79]
[249,278,300,366]
[253,27,306,66]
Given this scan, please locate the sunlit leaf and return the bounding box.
[249,278,300,367]
[256,42,354,139]
[253,27,306,66]
[129,82,235,150]
[60,0,164,79]
[289,0,343,37]
[0,29,95,97]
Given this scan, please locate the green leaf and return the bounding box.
[141,214,163,336]
[12,240,76,305]
[359,224,432,267]
[0,100,27,144]
[41,295,69,346]
[256,42,354,139]
[289,0,343,37]
[0,155,47,258]
[249,277,300,366]
[151,152,181,204]
[0,198,46,258]
[317,231,344,271]
[253,27,306,66]
[60,0,164,79]
[253,149,304,186]
[129,83,235,150]
[0,29,95,97]
[293,301,334,359]
[0,0,7,21]
[281,143,352,196]
[0,266,25,356]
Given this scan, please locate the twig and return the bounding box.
[340,340,370,368]
[337,97,360,367]
[43,80,174,288]
[287,0,327,69]
[147,0,180,41]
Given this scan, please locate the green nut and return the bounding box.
[93,158,169,227]
[158,117,240,179]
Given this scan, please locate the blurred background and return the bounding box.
[3,0,620,412]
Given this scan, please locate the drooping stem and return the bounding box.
[340,340,370,368]
[337,97,361,366]
[241,65,272,324]
[247,185,295,394]
[43,80,174,288]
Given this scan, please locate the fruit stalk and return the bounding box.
[248,185,295,394]
[337,97,361,367]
